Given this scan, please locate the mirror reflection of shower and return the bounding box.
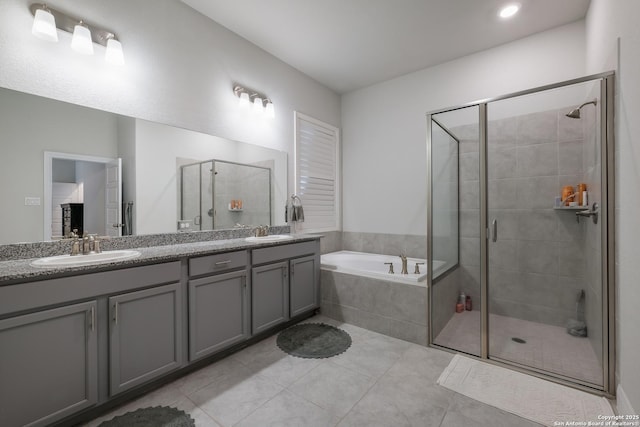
[179,159,272,231]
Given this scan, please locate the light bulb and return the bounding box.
[105,38,125,66]
[498,3,520,19]
[71,22,94,55]
[239,91,250,108]
[32,7,58,42]
[252,96,263,113]
[265,100,275,119]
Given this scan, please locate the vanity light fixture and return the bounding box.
[238,91,251,107]
[105,36,125,66]
[233,84,274,118]
[31,5,58,42]
[265,100,275,119]
[252,95,263,110]
[498,3,520,19]
[71,21,93,55]
[29,3,125,65]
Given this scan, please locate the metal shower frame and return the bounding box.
[425,71,616,396]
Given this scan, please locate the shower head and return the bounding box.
[566,99,598,119]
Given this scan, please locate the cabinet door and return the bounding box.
[290,255,319,317]
[189,270,248,361]
[0,301,97,427]
[109,283,183,396]
[251,261,289,334]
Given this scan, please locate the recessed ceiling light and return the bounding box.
[498,3,520,19]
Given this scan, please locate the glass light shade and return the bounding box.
[239,91,250,107]
[32,8,58,42]
[71,23,94,55]
[252,96,263,112]
[265,101,275,119]
[105,38,125,66]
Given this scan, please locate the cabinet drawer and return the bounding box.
[0,262,181,317]
[189,250,248,277]
[251,241,317,265]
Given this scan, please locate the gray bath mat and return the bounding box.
[98,406,195,427]
[277,322,352,358]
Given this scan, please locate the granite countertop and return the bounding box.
[0,234,320,286]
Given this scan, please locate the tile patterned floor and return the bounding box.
[433,310,602,385]
[85,315,543,427]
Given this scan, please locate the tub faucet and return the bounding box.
[399,255,408,274]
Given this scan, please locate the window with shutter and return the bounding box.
[294,112,340,232]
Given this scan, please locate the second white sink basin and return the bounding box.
[31,250,141,268]
[245,235,294,243]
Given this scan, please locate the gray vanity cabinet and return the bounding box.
[251,261,290,334]
[109,282,183,396]
[188,270,249,361]
[251,241,320,333]
[290,254,318,317]
[0,301,98,427]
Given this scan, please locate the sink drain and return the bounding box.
[511,337,526,344]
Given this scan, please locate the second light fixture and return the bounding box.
[233,85,275,118]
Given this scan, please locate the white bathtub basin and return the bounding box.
[245,235,294,243]
[30,250,141,268]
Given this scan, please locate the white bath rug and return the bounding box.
[437,354,615,427]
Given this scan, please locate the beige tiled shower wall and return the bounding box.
[453,107,590,328]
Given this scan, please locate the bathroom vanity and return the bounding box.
[0,235,320,427]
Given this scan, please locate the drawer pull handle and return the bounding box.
[215,260,232,267]
[113,303,118,324]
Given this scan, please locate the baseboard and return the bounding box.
[616,384,638,415]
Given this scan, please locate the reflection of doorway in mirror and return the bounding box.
[44,152,122,241]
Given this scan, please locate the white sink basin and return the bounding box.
[245,235,294,243]
[31,250,141,268]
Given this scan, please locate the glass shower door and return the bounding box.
[429,105,481,357]
[486,81,605,387]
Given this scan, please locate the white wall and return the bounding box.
[586,0,640,415]
[341,21,586,235]
[0,88,118,244]
[0,0,341,202]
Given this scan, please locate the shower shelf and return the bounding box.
[228,208,243,212]
[553,206,586,210]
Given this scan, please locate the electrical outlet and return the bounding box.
[25,197,41,206]
[177,220,191,230]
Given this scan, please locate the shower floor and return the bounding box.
[433,310,602,386]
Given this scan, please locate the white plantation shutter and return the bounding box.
[295,112,340,232]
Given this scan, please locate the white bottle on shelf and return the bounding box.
[582,191,588,207]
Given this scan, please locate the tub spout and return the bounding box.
[399,255,408,274]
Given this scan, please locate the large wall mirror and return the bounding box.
[0,87,287,245]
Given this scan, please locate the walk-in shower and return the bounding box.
[427,72,615,395]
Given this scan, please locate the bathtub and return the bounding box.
[321,250,442,285]
[320,250,438,345]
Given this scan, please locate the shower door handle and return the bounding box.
[491,219,497,242]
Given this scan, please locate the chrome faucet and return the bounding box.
[254,225,270,237]
[399,255,408,274]
[71,233,106,256]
